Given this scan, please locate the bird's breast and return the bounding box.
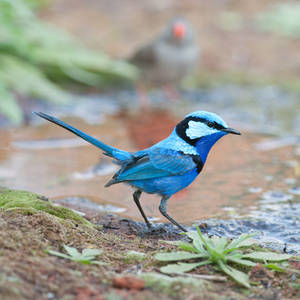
[155,42,198,65]
[151,42,198,82]
[129,168,199,196]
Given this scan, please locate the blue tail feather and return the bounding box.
[34,112,122,158]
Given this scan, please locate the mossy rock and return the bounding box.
[0,188,93,228]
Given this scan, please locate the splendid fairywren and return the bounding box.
[34,111,240,232]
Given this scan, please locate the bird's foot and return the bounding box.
[146,223,167,234]
[117,218,183,238]
[144,223,185,238]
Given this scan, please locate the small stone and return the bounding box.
[289,187,300,195]
[198,222,208,229]
[248,187,263,193]
[112,276,145,290]
[47,293,55,299]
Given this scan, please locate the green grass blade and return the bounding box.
[225,233,256,252]
[264,263,286,272]
[243,252,293,262]
[195,227,212,251]
[211,236,228,252]
[91,261,107,266]
[227,257,257,267]
[75,259,92,264]
[155,251,207,261]
[160,260,211,274]
[236,237,258,247]
[46,249,71,260]
[177,242,200,253]
[63,245,80,258]
[82,248,103,257]
[218,261,250,288]
[185,231,207,253]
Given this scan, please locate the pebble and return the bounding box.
[112,276,145,290]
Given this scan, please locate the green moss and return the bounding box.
[122,250,147,264]
[141,273,249,299]
[0,188,93,228]
[141,273,206,297]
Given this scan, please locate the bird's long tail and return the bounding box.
[34,112,121,157]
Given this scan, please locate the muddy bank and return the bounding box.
[0,188,299,300]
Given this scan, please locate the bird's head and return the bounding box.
[176,111,241,147]
[164,18,194,44]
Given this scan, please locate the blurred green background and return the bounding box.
[1,0,300,125]
[0,0,137,124]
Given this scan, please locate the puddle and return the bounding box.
[72,159,118,180]
[13,138,88,149]
[194,187,300,253]
[260,190,294,204]
[248,187,263,193]
[289,187,300,195]
[0,84,299,252]
[56,196,127,217]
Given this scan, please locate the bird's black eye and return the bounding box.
[206,121,225,131]
[193,118,225,131]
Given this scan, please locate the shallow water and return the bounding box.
[193,192,300,253]
[0,84,299,252]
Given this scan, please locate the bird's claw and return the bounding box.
[146,223,168,234]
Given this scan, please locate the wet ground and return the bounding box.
[0,85,299,253]
[1,194,299,300]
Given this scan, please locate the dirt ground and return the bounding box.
[0,190,299,300]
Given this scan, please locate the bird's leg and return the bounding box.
[159,196,187,232]
[133,190,152,229]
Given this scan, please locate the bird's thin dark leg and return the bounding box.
[133,190,152,229]
[159,196,187,232]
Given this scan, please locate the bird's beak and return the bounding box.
[222,127,241,135]
[172,22,186,39]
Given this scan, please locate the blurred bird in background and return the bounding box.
[34,111,240,232]
[129,18,199,104]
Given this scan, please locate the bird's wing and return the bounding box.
[148,148,197,174]
[117,148,197,181]
[129,43,156,67]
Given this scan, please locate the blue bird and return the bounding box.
[34,111,240,232]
